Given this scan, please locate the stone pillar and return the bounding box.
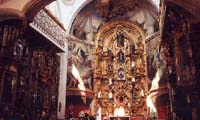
[57,44,68,119]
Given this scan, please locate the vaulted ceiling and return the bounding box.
[0,0,54,21]
[166,0,200,20]
[0,0,199,33]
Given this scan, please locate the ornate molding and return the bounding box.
[29,9,66,51]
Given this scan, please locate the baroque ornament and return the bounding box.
[94,21,148,116]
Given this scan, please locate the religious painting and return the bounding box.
[146,35,167,86]
[72,11,94,41]
[67,42,94,90]
[1,71,17,104]
[146,38,158,81]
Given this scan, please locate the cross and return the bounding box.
[33,91,39,103]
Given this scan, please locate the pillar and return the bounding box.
[57,44,68,119]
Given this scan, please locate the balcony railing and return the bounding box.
[29,9,66,51]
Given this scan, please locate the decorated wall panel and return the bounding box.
[0,20,60,120]
[30,9,66,51]
[0,20,25,106]
[159,3,200,119]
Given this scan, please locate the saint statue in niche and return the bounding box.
[118,68,125,80]
[130,44,135,54]
[118,51,125,63]
[108,62,113,71]
[117,33,124,47]
[14,39,23,58]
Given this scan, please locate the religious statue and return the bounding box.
[14,39,23,58]
[108,62,113,71]
[130,44,135,54]
[118,51,125,63]
[117,33,124,47]
[118,68,125,80]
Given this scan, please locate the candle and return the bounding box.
[132,77,135,82]
[109,92,113,99]
[109,78,112,85]
[98,91,101,98]
[132,61,135,67]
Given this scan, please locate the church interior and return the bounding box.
[0,0,200,120]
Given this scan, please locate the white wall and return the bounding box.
[46,0,91,35]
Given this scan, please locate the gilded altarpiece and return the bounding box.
[94,21,148,116]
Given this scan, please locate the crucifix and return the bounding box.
[33,91,39,104]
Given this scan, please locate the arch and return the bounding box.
[0,0,56,22]
[0,0,160,34]
[66,0,92,35]
[24,0,92,35]
[95,21,145,51]
[68,0,159,35]
[23,0,55,21]
[0,8,24,22]
[165,0,200,19]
